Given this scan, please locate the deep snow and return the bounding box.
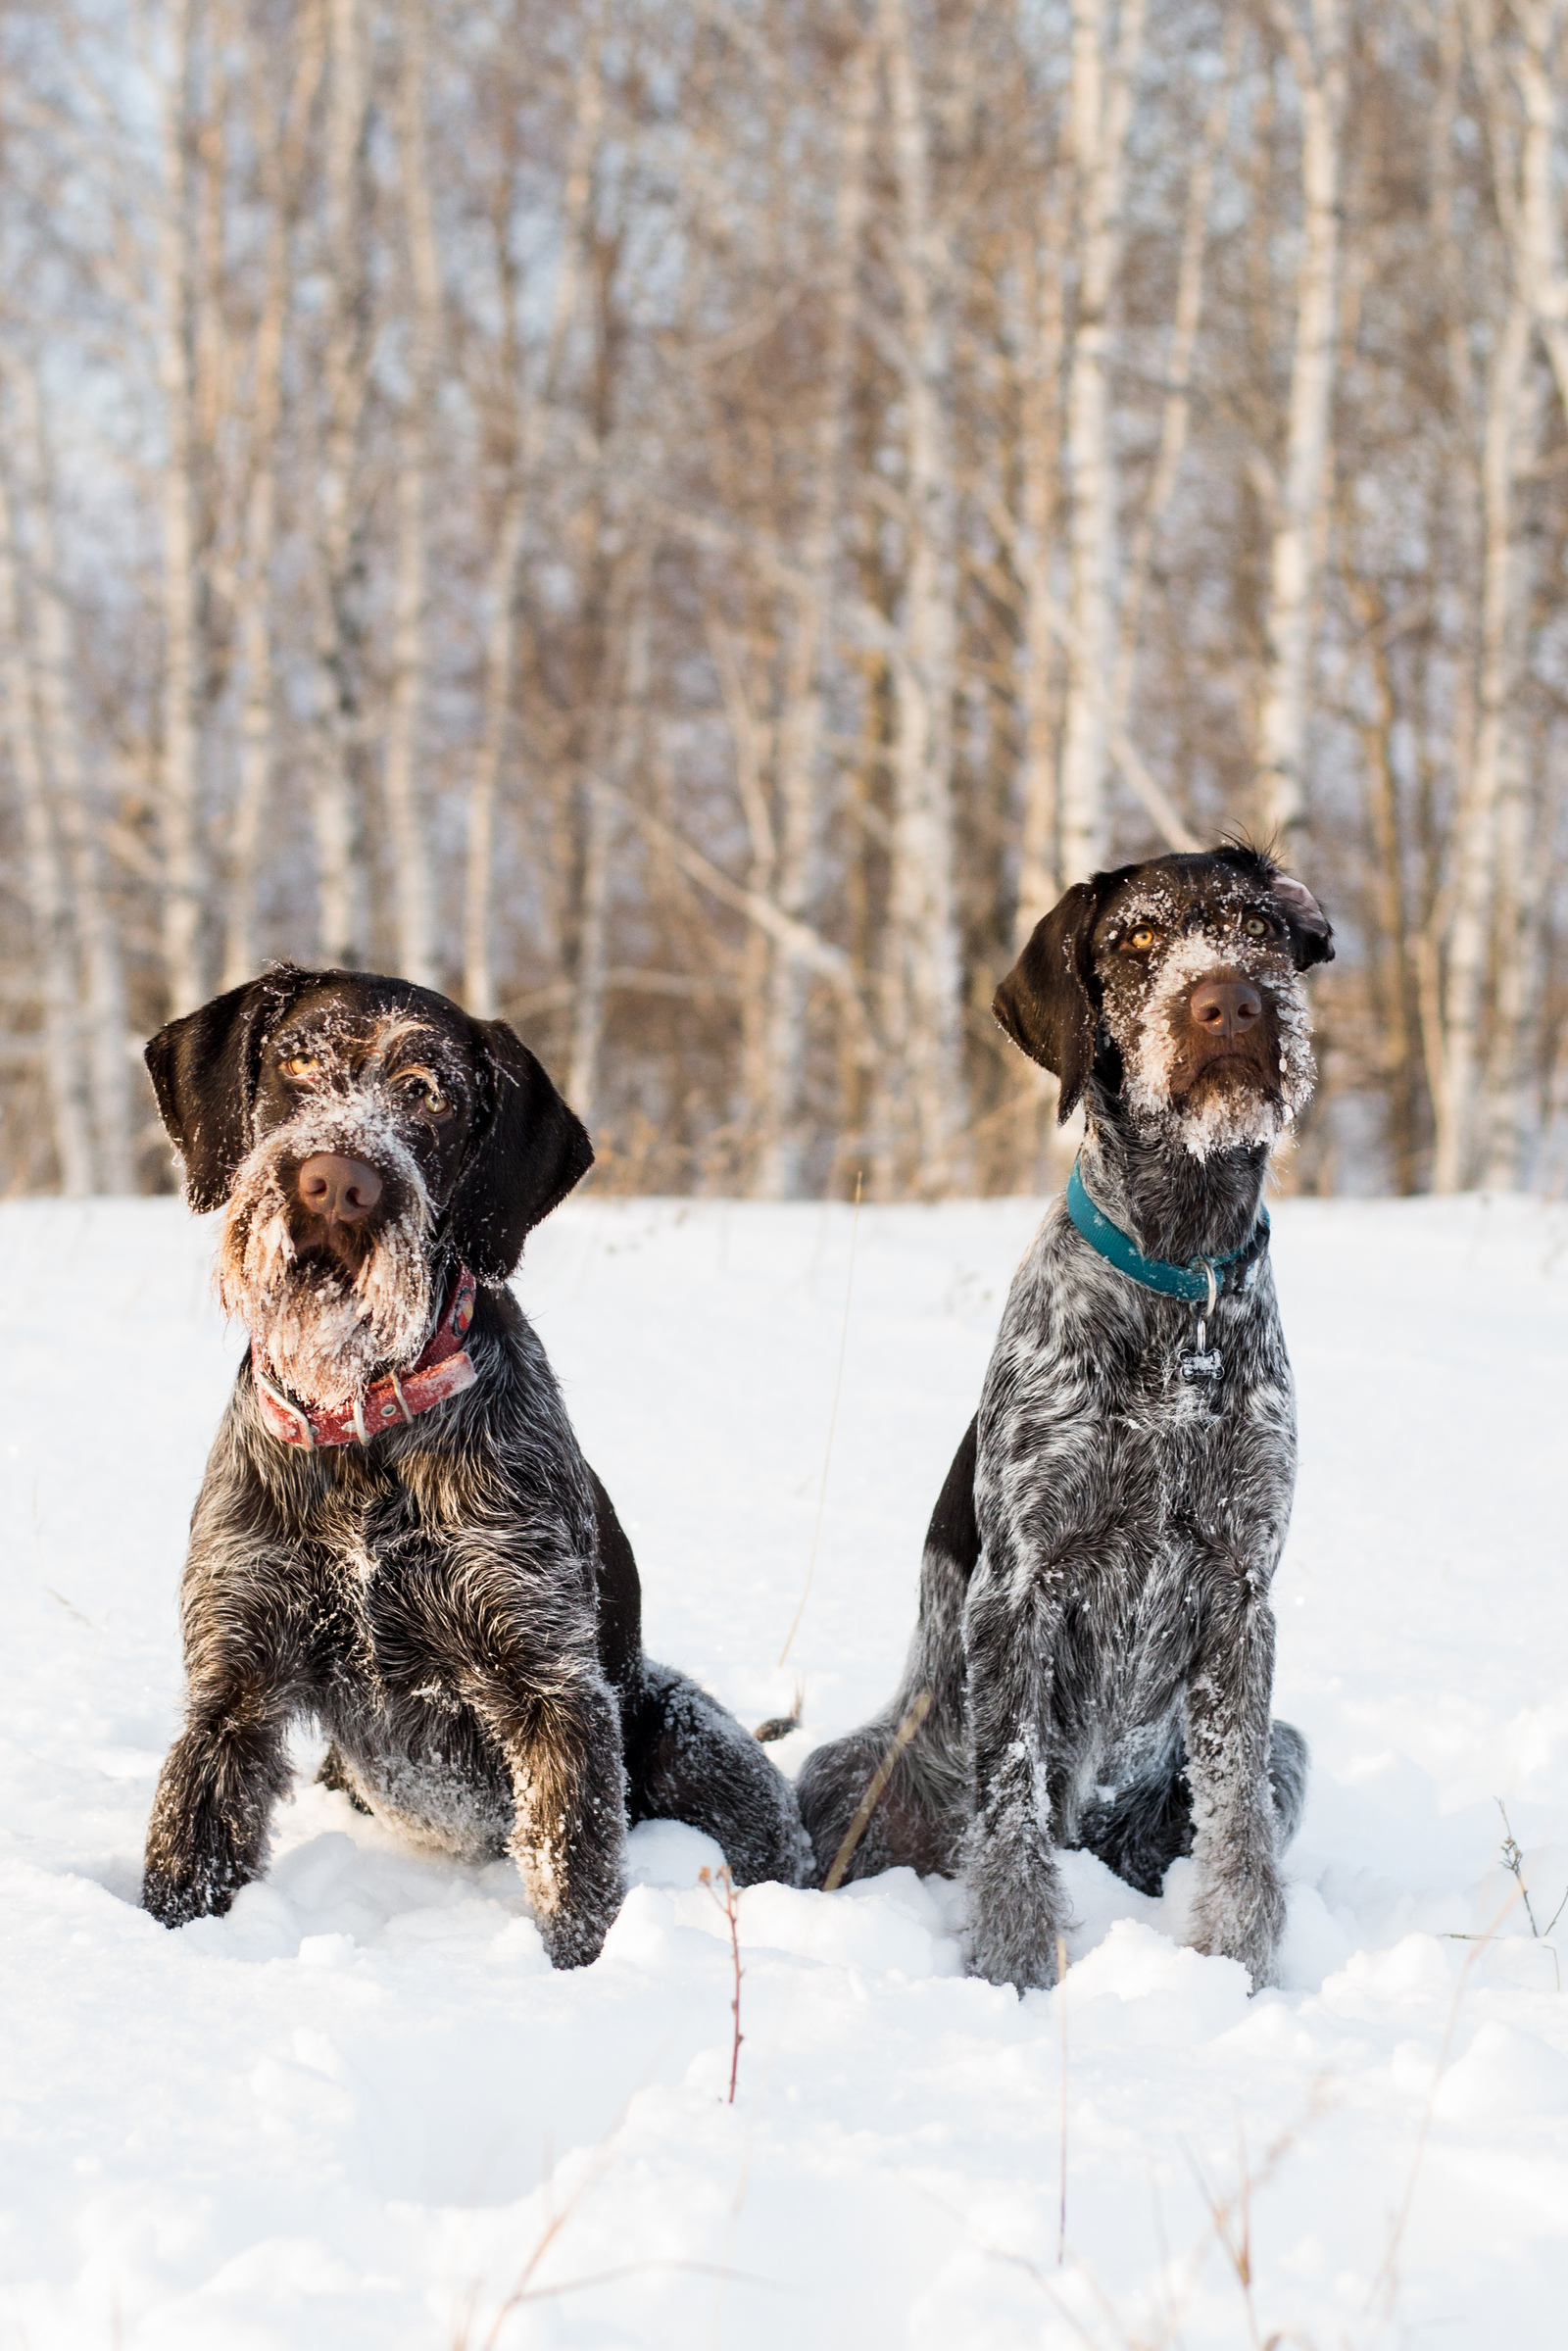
[1,1189,1566,2348]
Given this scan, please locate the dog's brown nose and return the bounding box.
[1189,973,1263,1039]
[296,1152,382,1226]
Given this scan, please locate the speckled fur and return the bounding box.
[141,968,810,1968]
[797,849,1332,1991]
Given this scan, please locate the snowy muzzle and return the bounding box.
[216,1095,435,1407]
[1119,933,1316,1163]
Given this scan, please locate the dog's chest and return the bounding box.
[982,1259,1296,1585]
[289,1461,471,1700]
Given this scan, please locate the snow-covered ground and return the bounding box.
[2,1189,1566,2349]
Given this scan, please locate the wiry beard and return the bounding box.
[216,1101,434,1407]
[1119,934,1316,1163]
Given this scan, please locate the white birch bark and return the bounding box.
[380,0,441,989]
[1055,0,1145,887]
[463,21,605,1017]
[1110,30,1234,737]
[568,577,649,1127]
[1015,188,1068,938]
[1433,290,1534,1193]
[17,368,133,1192]
[1505,1,1568,415]
[309,0,371,966]
[462,482,527,1017]
[709,616,775,1170]
[0,457,95,1196]
[755,34,873,1197]
[222,1,324,992]
[155,0,205,1015]
[875,0,965,1195]
[1465,0,1565,1184]
[1255,0,1345,851]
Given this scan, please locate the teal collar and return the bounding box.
[1064,1156,1269,1305]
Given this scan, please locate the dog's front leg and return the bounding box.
[961,1554,1069,1991]
[1182,1574,1286,1990]
[143,1670,297,1927]
[470,1664,627,1969]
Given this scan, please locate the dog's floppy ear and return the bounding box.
[1270,872,1335,970]
[144,967,314,1211]
[447,1021,594,1280]
[993,880,1104,1121]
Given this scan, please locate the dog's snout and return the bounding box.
[296,1152,383,1226]
[1188,972,1263,1040]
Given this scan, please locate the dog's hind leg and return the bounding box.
[623,1662,812,1888]
[1083,1753,1195,1897]
[796,1415,978,1888]
[1086,1716,1308,1898]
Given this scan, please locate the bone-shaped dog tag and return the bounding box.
[1180,1312,1224,1389]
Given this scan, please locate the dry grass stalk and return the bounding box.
[821,1688,934,1892]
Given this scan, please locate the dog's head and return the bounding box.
[146,967,592,1404]
[995,846,1334,1159]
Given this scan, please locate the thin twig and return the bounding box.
[1496,1798,1542,1935]
[700,1865,744,2104]
[779,1170,863,1665]
[821,1689,934,1891]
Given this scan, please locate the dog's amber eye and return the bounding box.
[1127,926,1159,951]
[280,1054,320,1082]
[1244,914,1271,939]
[400,1070,451,1117]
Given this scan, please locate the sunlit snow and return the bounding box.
[1,1190,1565,2348]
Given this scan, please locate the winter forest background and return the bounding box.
[2,0,1567,1203]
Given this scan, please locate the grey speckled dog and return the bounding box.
[798,845,1334,1991]
[141,965,809,1967]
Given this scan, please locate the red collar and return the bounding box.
[251,1266,478,1451]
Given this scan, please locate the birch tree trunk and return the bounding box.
[1110,27,1233,734]
[1433,290,1534,1193]
[309,0,371,966]
[1058,0,1145,886]
[17,369,134,1192]
[875,0,965,1196]
[0,457,95,1196]
[1484,710,1549,1188]
[380,0,441,988]
[755,33,873,1198]
[463,20,605,1017]
[1015,190,1068,937]
[1477,0,1567,1183]
[156,0,206,1015]
[709,616,775,1175]
[223,0,324,991]
[568,566,649,1125]
[1254,0,1345,853]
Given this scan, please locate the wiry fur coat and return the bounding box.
[141,967,809,1968]
[797,848,1334,1990]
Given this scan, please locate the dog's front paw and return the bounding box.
[1188,1855,1286,1990]
[537,1902,614,1970]
[963,1834,1068,1991]
[141,1853,242,1929]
